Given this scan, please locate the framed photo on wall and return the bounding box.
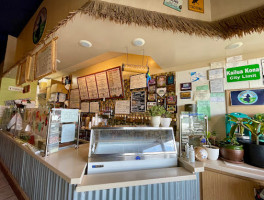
[148,85,156,94]
[157,75,167,87]
[180,82,192,91]
[167,75,175,85]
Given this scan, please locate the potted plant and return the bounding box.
[219,115,244,163]
[160,111,172,127]
[149,105,166,127]
[204,131,219,160]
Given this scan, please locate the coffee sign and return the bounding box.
[226,64,260,82]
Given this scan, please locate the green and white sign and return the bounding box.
[226,64,260,82]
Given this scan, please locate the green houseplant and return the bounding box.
[149,105,166,127]
[219,115,244,163]
[161,111,172,127]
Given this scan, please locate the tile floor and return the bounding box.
[0,170,17,200]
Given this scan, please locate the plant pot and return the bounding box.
[160,118,172,127]
[205,146,219,160]
[219,144,244,162]
[241,142,264,168]
[151,116,161,127]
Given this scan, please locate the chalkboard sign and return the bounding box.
[131,91,146,113]
[35,39,56,80]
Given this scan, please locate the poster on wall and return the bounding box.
[226,64,260,82]
[130,74,147,90]
[208,68,224,80]
[115,100,130,114]
[86,75,99,99]
[230,89,264,106]
[69,89,80,109]
[90,102,100,113]
[106,67,124,98]
[33,7,47,44]
[35,39,57,80]
[77,77,89,100]
[81,102,90,113]
[188,0,204,13]
[131,91,146,112]
[191,71,207,82]
[96,71,110,98]
[147,102,157,110]
[157,75,167,87]
[163,0,183,12]
[210,79,224,93]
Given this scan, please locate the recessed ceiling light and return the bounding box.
[225,42,243,50]
[79,40,92,48]
[132,38,145,47]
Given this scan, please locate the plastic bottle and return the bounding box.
[185,143,189,159]
[189,145,195,163]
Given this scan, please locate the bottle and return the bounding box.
[189,145,195,163]
[185,143,189,159]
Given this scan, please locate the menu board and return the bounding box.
[81,102,90,112]
[130,74,147,90]
[69,89,80,109]
[77,77,89,100]
[115,100,130,114]
[35,40,56,80]
[107,67,123,98]
[86,75,98,99]
[131,91,146,113]
[95,72,110,98]
[90,102,99,113]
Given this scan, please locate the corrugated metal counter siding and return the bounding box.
[0,133,200,200]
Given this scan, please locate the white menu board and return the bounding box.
[81,102,90,113]
[86,75,98,99]
[96,72,110,98]
[115,100,130,114]
[130,74,147,90]
[35,40,56,79]
[107,67,123,98]
[70,89,80,109]
[77,77,89,100]
[90,102,99,113]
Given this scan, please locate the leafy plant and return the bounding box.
[205,131,212,147]
[162,111,172,118]
[149,105,166,117]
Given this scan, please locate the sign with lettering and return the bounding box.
[231,89,264,105]
[226,64,260,82]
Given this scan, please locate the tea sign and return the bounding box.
[226,64,260,82]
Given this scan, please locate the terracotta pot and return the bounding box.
[220,145,244,162]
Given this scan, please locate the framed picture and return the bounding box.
[149,78,156,85]
[188,0,204,13]
[157,98,165,107]
[163,0,183,12]
[167,96,177,105]
[148,94,157,102]
[148,85,156,94]
[167,84,176,93]
[157,75,167,87]
[180,92,191,99]
[147,102,157,110]
[157,87,167,97]
[167,75,175,85]
[180,82,192,91]
[167,105,177,113]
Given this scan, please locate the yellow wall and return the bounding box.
[15,0,87,62]
[71,54,164,88]
[0,78,37,105]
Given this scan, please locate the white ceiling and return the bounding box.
[53,12,264,77]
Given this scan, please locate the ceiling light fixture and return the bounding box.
[225,42,243,50]
[79,40,92,48]
[132,38,145,47]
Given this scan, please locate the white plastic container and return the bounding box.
[189,145,195,163]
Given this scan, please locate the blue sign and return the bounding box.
[231,89,264,105]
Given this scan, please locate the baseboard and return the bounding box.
[0,159,29,200]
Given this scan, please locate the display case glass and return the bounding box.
[88,127,177,174]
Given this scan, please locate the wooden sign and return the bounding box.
[86,75,99,100]
[17,56,32,85]
[188,0,204,13]
[131,91,146,113]
[77,77,89,100]
[95,71,110,98]
[35,39,57,80]
[130,74,147,90]
[107,67,124,98]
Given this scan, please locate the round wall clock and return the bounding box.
[33,7,47,44]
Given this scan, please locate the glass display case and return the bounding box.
[179,112,208,156]
[88,127,177,174]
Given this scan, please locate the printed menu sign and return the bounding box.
[130,74,147,90]
[86,75,98,99]
[77,77,89,100]
[131,91,146,113]
[107,67,123,98]
[95,72,110,98]
[115,100,130,114]
[70,89,80,109]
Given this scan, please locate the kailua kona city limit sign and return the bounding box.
[226,64,261,82]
